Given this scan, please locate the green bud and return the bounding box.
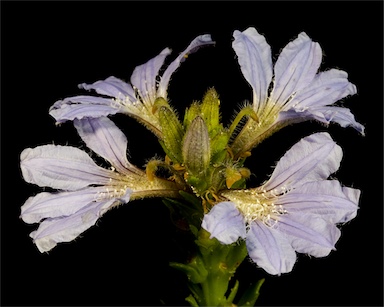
[184,101,201,131]
[158,105,184,163]
[201,88,221,135]
[182,116,211,176]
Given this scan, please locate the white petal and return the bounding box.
[159,34,214,98]
[202,202,246,244]
[232,28,272,112]
[280,180,360,223]
[79,76,136,101]
[263,132,341,191]
[20,145,114,190]
[271,32,322,107]
[74,117,139,174]
[246,221,296,275]
[21,187,106,223]
[278,214,341,257]
[30,199,116,253]
[130,48,171,104]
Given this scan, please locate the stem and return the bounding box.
[193,229,248,306]
[166,194,265,306]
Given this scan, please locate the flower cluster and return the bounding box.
[21,26,362,285]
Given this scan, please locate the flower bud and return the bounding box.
[158,105,184,163]
[182,116,211,176]
[201,88,220,135]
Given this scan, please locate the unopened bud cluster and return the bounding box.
[148,88,254,209]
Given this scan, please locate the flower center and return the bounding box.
[96,176,129,201]
[221,188,287,227]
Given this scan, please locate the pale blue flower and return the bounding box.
[49,35,214,137]
[230,28,364,154]
[20,117,181,252]
[233,28,364,132]
[202,132,360,275]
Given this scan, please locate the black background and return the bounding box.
[1,1,383,306]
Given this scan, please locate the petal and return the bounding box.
[29,199,116,253]
[279,180,360,224]
[49,95,120,123]
[278,214,341,257]
[74,117,138,173]
[21,145,114,190]
[79,76,136,101]
[276,69,364,134]
[159,34,214,98]
[270,32,322,106]
[21,186,110,223]
[277,105,365,135]
[263,132,342,191]
[289,69,357,109]
[202,201,246,244]
[130,48,172,104]
[246,221,296,275]
[303,106,364,135]
[232,28,272,112]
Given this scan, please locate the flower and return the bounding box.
[230,28,364,156]
[49,34,214,138]
[20,116,182,252]
[202,132,360,275]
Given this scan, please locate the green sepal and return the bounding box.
[158,105,184,163]
[210,130,230,163]
[229,177,247,189]
[179,190,202,209]
[158,139,178,165]
[210,149,227,166]
[236,278,265,307]
[185,174,208,196]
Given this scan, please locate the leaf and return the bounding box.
[236,278,265,306]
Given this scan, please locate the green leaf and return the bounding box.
[170,257,208,284]
[185,294,199,307]
[226,279,240,305]
[236,278,265,307]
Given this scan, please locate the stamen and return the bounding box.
[221,187,288,228]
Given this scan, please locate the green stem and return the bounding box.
[193,229,248,306]
[165,193,264,306]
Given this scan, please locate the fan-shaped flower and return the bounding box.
[49,34,214,137]
[20,117,182,252]
[202,132,360,275]
[230,28,364,156]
